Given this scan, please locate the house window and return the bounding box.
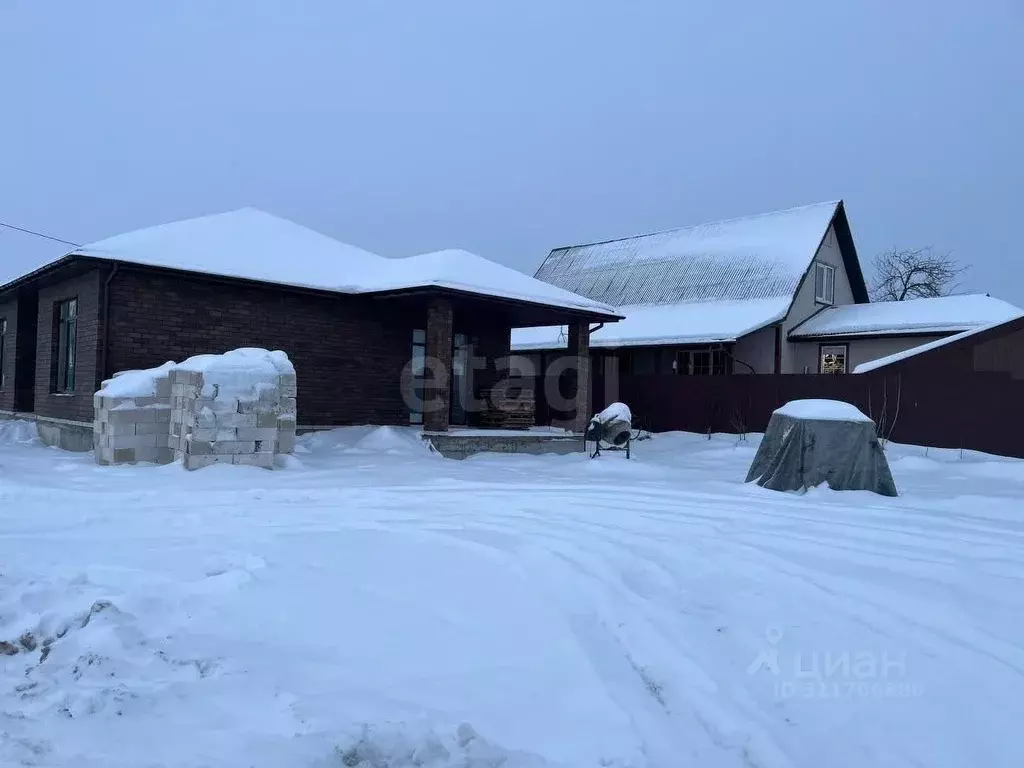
[450,332,471,426]
[676,348,730,375]
[53,298,78,393]
[814,263,835,305]
[820,344,848,374]
[0,317,6,390]
[409,328,426,424]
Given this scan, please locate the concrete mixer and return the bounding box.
[584,402,633,459]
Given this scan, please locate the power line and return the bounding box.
[0,220,81,248]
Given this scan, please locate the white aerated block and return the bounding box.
[95,349,297,470]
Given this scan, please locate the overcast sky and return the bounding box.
[2,1,1022,302]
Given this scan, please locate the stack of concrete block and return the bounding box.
[93,378,174,466]
[93,349,296,470]
[170,367,297,471]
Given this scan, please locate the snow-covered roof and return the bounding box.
[852,317,1018,374]
[511,297,790,350]
[344,249,618,315]
[68,208,615,316]
[790,294,1024,339]
[77,207,385,287]
[534,201,845,306]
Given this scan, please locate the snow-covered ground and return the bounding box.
[1,420,1023,767]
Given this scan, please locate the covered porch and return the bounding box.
[365,286,619,458]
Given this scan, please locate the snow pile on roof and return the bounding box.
[346,249,617,314]
[512,297,790,350]
[535,201,840,306]
[78,207,387,292]
[775,399,873,422]
[73,208,615,316]
[790,294,1024,338]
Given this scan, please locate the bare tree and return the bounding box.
[870,247,968,301]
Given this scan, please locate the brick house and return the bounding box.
[0,208,619,450]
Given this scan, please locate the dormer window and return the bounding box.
[814,263,835,305]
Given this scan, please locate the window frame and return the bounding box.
[674,347,731,376]
[450,332,471,427]
[819,343,848,374]
[409,328,426,424]
[814,262,836,305]
[53,297,78,394]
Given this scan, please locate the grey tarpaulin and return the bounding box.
[745,400,898,496]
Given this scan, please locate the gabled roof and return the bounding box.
[512,297,790,351]
[789,294,1024,339]
[3,208,617,317]
[533,200,867,306]
[513,200,867,350]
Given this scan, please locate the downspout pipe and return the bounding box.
[99,263,120,382]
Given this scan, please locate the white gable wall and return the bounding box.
[780,224,858,373]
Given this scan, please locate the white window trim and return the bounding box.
[820,344,848,374]
[814,262,836,305]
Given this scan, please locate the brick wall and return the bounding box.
[567,322,591,432]
[106,268,419,426]
[0,296,16,411]
[423,298,454,431]
[35,270,104,422]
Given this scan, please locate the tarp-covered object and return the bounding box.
[745,399,898,496]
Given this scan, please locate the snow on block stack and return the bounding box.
[171,350,296,470]
[94,363,176,466]
[94,349,296,470]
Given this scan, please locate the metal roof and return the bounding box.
[534,201,843,306]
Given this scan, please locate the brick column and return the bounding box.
[424,297,453,432]
[568,321,591,433]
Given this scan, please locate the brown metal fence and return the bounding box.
[585,372,1024,459]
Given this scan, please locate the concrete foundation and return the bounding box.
[1,410,95,452]
[423,430,584,460]
[38,419,96,452]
